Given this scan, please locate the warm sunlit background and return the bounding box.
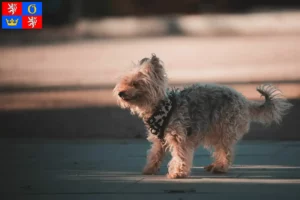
[0,0,299,140]
[2,2,300,199]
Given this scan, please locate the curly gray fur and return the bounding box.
[114,54,293,178]
[168,83,292,138]
[249,84,293,125]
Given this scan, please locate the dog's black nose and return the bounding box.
[118,91,126,98]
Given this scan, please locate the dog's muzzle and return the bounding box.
[118,91,132,101]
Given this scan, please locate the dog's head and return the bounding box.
[113,54,168,116]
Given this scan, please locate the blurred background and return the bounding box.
[0,0,300,140]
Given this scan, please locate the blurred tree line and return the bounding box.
[36,0,300,26]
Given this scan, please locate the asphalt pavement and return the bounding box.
[2,139,300,200]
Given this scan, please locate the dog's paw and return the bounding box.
[204,164,215,172]
[204,164,227,174]
[142,167,159,175]
[167,172,189,179]
[211,166,227,174]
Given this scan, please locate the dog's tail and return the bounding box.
[248,84,292,125]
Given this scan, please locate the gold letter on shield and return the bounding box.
[28,4,37,14]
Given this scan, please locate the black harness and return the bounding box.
[143,93,176,141]
[143,92,192,142]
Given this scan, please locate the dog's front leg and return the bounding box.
[142,139,165,175]
[167,140,194,179]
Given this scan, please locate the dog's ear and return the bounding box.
[149,54,166,82]
[139,57,150,65]
[142,54,163,72]
[149,54,161,67]
[140,54,166,82]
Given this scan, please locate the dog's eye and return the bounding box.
[132,82,139,87]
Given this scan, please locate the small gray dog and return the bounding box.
[113,54,292,179]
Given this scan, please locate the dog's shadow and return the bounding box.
[189,165,300,179]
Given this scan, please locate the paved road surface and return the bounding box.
[3,139,300,200]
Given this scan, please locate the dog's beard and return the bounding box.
[117,91,163,118]
[114,54,168,116]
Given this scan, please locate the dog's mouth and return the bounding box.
[121,96,131,101]
[118,91,140,102]
[120,95,138,101]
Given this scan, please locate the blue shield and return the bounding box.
[2,16,22,29]
[22,2,43,15]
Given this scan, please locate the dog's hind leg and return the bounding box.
[142,138,166,175]
[204,144,235,174]
[204,120,249,173]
